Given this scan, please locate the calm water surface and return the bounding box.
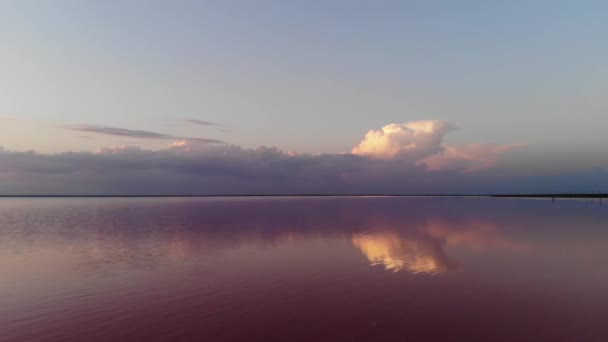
[1,197,607,341]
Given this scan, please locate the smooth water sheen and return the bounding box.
[1,197,607,341]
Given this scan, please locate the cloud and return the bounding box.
[420,143,525,172]
[352,120,520,172]
[0,120,535,195]
[352,120,455,160]
[66,124,224,144]
[185,119,227,127]
[1,139,607,195]
[0,142,454,195]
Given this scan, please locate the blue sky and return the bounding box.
[0,1,607,194]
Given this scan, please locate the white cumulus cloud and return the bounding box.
[352,120,455,161]
[351,120,522,171]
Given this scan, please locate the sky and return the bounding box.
[1,1,607,195]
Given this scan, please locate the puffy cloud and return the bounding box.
[170,139,222,152]
[95,145,144,155]
[352,120,454,160]
[352,120,520,172]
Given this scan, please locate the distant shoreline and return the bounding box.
[491,194,607,199]
[0,194,606,198]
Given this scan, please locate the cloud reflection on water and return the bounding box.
[352,218,526,274]
[3,197,608,342]
[352,233,456,274]
[0,197,529,280]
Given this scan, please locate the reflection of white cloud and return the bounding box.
[352,219,526,274]
[352,233,455,274]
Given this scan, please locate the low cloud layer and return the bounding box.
[2,120,580,195]
[421,143,525,172]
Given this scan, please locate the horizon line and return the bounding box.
[0,194,606,198]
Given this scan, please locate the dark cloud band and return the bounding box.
[185,119,227,127]
[66,125,223,144]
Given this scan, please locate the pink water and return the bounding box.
[1,197,607,341]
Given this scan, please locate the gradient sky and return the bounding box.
[1,1,607,194]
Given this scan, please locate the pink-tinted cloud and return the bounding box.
[351,120,522,172]
[420,143,525,171]
[352,120,454,160]
[423,219,529,251]
[0,120,540,195]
